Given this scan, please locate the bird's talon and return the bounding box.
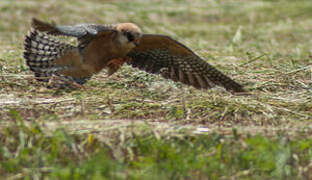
[125,57,132,63]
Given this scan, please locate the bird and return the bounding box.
[24,18,245,93]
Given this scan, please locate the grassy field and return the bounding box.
[1,0,312,179]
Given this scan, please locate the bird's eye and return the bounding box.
[125,32,135,42]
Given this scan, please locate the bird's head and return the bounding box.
[116,23,142,48]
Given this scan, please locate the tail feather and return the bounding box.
[24,30,92,87]
[23,30,73,81]
[31,18,60,35]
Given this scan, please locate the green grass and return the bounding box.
[0,0,312,179]
[1,113,312,179]
[2,112,312,179]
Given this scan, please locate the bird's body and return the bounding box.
[24,18,245,93]
[54,31,127,77]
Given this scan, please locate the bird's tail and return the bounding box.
[23,30,74,81]
[31,18,59,35]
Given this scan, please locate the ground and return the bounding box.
[0,0,312,179]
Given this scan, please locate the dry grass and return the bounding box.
[1,0,312,134]
[0,0,312,178]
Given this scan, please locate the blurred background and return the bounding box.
[1,0,312,57]
[1,1,312,179]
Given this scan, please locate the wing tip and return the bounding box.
[224,81,249,95]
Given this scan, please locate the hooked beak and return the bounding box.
[133,39,140,47]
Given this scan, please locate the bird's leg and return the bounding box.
[106,57,132,76]
[124,56,132,63]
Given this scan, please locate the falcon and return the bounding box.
[24,18,245,93]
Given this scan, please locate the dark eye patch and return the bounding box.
[125,32,135,42]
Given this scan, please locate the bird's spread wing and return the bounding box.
[31,18,116,39]
[127,34,245,93]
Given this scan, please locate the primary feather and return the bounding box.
[127,34,245,93]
